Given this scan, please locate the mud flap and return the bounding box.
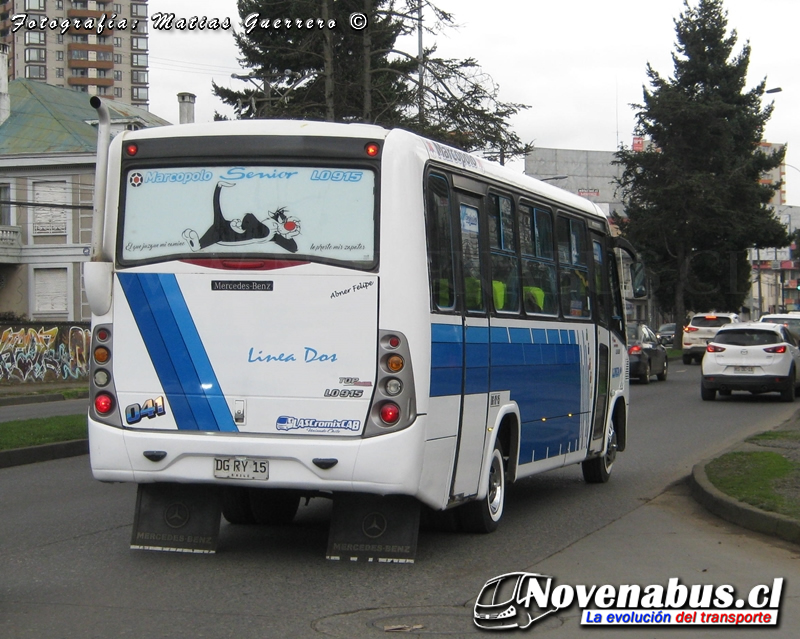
[130,483,221,554]
[326,494,420,563]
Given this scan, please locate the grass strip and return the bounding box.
[705,451,800,520]
[747,430,800,443]
[0,414,87,451]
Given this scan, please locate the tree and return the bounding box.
[614,0,788,341]
[213,1,530,162]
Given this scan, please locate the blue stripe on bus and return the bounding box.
[158,275,237,432]
[119,273,237,432]
[430,322,582,464]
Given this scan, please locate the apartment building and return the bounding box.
[0,0,149,108]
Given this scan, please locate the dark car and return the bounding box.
[657,323,676,347]
[626,323,668,384]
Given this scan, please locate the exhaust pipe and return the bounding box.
[90,96,110,262]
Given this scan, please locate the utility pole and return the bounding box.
[417,2,424,126]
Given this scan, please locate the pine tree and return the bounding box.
[213,1,530,161]
[614,0,788,339]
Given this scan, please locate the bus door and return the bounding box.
[451,190,490,499]
[588,231,613,454]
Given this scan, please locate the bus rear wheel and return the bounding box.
[582,428,617,484]
[221,487,257,525]
[459,440,505,533]
[249,489,300,525]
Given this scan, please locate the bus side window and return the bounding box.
[488,193,519,313]
[557,216,591,319]
[608,250,625,338]
[460,202,484,312]
[519,205,557,315]
[425,173,456,311]
[592,238,610,327]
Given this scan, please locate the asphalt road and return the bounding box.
[0,398,89,423]
[1,364,799,638]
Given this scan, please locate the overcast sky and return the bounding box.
[148,0,800,201]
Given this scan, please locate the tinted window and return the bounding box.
[557,216,590,318]
[425,173,455,310]
[690,316,733,328]
[460,203,483,312]
[488,194,519,313]
[519,205,557,315]
[715,329,781,346]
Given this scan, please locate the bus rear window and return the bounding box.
[120,166,376,266]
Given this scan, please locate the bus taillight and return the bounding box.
[385,378,403,396]
[95,393,115,415]
[364,329,416,437]
[386,354,404,372]
[379,403,400,425]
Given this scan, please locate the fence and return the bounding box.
[0,323,91,384]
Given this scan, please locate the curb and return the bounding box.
[0,439,89,469]
[0,390,89,407]
[689,459,800,545]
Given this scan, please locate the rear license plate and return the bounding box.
[734,366,754,374]
[214,457,268,480]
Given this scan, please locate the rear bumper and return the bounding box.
[629,355,647,378]
[702,374,792,393]
[88,417,436,504]
[683,345,707,356]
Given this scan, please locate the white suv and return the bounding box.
[682,312,739,364]
[701,322,800,401]
[759,313,800,338]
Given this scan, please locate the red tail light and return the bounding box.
[685,326,699,332]
[94,393,114,414]
[707,344,726,353]
[628,345,642,355]
[764,345,787,353]
[379,403,400,425]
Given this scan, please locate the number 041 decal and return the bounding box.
[125,396,166,424]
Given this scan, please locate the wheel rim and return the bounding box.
[487,450,504,521]
[604,429,618,472]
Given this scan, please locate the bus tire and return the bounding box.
[458,440,505,534]
[582,427,617,484]
[221,487,256,525]
[249,489,300,525]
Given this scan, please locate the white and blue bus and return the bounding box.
[84,109,640,554]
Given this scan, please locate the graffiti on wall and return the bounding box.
[0,325,91,382]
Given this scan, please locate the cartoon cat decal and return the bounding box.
[183,181,302,253]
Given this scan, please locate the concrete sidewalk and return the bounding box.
[1,381,798,548]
